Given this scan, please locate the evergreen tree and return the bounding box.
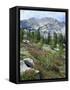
[47,32,51,45]
[53,32,58,47]
[58,33,64,48]
[36,29,40,42]
[20,29,24,43]
[27,30,30,40]
[31,31,34,41]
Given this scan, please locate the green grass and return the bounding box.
[21,69,40,80]
[20,40,65,80]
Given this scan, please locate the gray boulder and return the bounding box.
[24,58,34,68]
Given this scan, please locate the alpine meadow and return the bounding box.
[20,10,66,80]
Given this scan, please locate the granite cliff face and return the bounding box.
[20,17,65,37]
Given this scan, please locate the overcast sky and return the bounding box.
[20,10,65,22]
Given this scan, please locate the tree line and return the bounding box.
[20,28,65,49]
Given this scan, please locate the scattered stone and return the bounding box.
[20,58,39,76]
[23,40,30,43]
[54,48,59,51]
[20,60,31,74]
[24,58,34,68]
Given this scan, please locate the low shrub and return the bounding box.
[21,69,40,80]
